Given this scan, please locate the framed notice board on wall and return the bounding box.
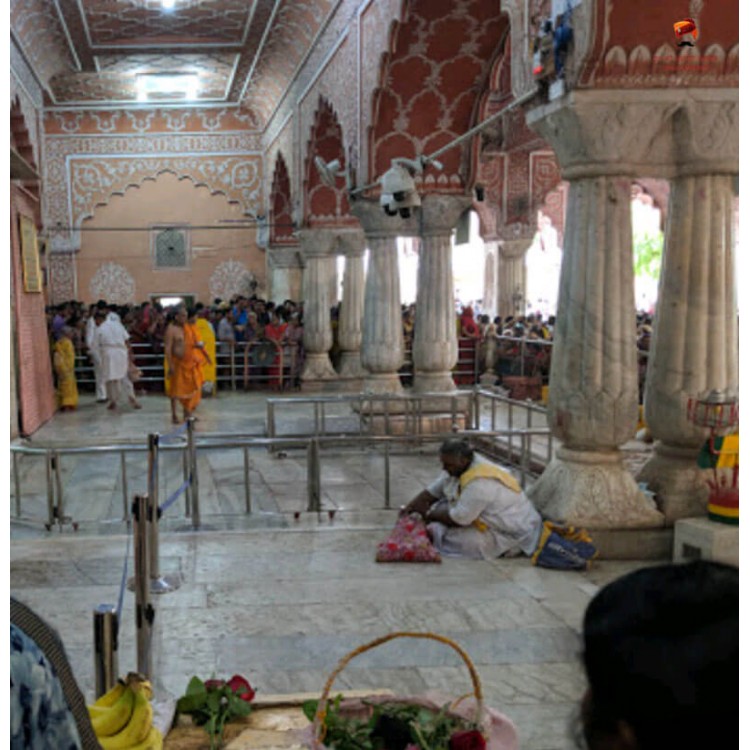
[19,215,42,293]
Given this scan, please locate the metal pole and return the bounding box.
[13,451,21,518]
[93,604,119,699]
[491,397,497,431]
[147,434,159,579]
[45,452,55,529]
[187,418,200,529]
[243,445,252,514]
[231,343,236,392]
[451,395,458,431]
[384,441,391,509]
[521,433,530,489]
[182,446,191,517]
[307,439,321,514]
[473,388,480,431]
[53,452,64,529]
[267,400,275,443]
[132,494,154,679]
[520,337,526,377]
[508,403,514,462]
[120,452,129,521]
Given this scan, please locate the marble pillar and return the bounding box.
[267,246,303,303]
[482,238,499,318]
[638,171,738,521]
[299,229,337,384]
[336,229,367,381]
[525,92,681,529]
[412,195,473,393]
[351,200,419,394]
[497,239,530,320]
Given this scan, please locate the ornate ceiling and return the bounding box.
[10,0,334,127]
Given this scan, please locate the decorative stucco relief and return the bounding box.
[10,75,42,170]
[47,253,77,305]
[359,0,405,181]
[43,131,261,234]
[89,262,136,304]
[69,154,262,225]
[265,119,296,214]
[298,32,358,181]
[208,260,258,301]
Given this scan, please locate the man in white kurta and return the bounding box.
[85,307,107,402]
[402,438,543,560]
[92,311,136,410]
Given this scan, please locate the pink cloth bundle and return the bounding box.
[375,513,442,563]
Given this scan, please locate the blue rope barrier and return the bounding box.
[159,475,191,514]
[116,530,131,624]
[161,421,189,441]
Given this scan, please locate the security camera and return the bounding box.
[475,184,485,202]
[379,162,421,218]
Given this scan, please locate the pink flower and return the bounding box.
[228,674,255,703]
[449,729,487,750]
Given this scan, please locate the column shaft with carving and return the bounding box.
[267,245,303,303]
[497,239,531,319]
[482,238,499,318]
[412,195,472,393]
[336,229,367,380]
[299,229,337,383]
[351,200,418,394]
[638,173,738,521]
[527,175,663,528]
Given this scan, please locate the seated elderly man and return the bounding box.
[402,438,543,560]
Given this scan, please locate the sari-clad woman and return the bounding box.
[264,309,288,390]
[284,313,304,388]
[53,327,79,411]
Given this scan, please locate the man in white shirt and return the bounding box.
[401,438,543,560]
[91,310,141,411]
[85,302,108,402]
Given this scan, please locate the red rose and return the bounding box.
[449,729,487,750]
[204,678,226,691]
[403,549,415,561]
[228,674,255,703]
[387,541,398,551]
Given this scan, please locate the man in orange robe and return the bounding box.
[165,306,211,424]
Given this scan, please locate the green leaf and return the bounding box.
[176,693,208,714]
[302,699,319,722]
[185,676,207,698]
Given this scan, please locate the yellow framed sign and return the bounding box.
[19,215,42,293]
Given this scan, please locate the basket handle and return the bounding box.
[313,631,484,745]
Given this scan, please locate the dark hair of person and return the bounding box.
[580,560,738,750]
[438,438,474,461]
[186,306,197,319]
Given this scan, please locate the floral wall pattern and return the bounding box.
[47,253,77,305]
[89,262,136,304]
[208,260,258,301]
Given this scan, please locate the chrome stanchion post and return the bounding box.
[13,451,21,518]
[45,452,55,529]
[187,417,200,529]
[53,451,64,528]
[93,604,119,699]
[384,441,391,509]
[307,439,321,515]
[148,434,180,594]
[120,452,129,522]
[182,445,191,517]
[132,494,154,679]
[243,445,252,514]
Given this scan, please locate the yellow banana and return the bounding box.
[126,725,163,750]
[89,686,135,737]
[92,681,126,708]
[98,687,153,749]
[126,672,153,700]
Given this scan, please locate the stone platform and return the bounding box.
[672,516,739,567]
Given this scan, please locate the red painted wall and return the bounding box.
[10,184,56,436]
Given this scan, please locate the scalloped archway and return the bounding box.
[369,0,509,191]
[303,96,356,227]
[270,152,296,246]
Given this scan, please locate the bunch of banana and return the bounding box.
[88,673,162,750]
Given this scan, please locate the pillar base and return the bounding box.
[338,351,366,379]
[637,441,709,525]
[300,353,337,382]
[527,447,665,529]
[412,371,457,394]
[363,373,404,395]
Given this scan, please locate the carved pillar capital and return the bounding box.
[267,245,303,270]
[526,88,738,180]
[419,194,473,237]
[350,198,420,239]
[334,227,366,258]
[297,227,338,258]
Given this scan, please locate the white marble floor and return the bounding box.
[10,392,652,749]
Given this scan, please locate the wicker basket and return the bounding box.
[309,631,518,750]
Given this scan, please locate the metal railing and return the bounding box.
[11,423,551,528]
